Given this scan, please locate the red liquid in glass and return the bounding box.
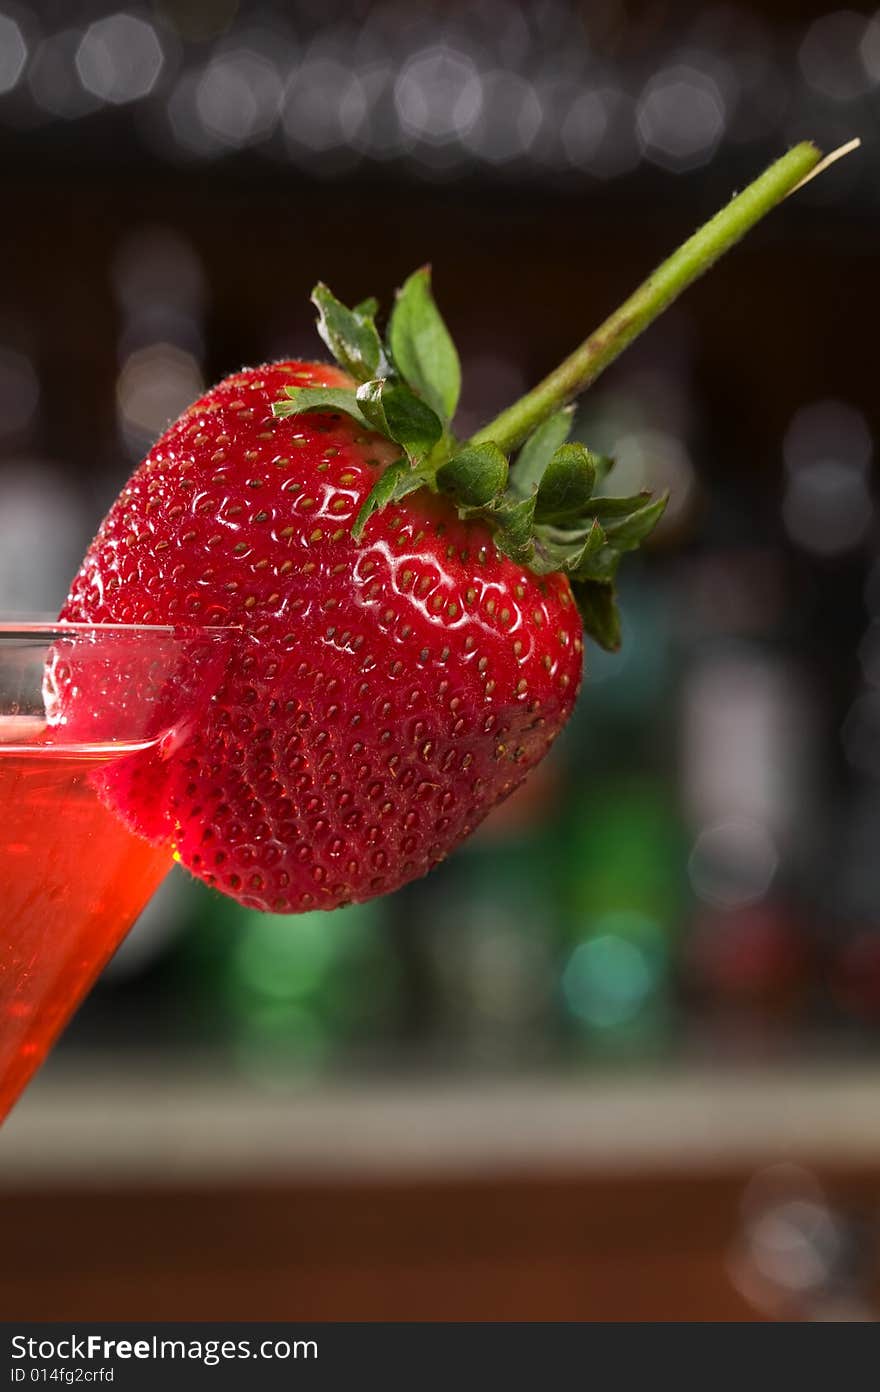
[0,719,169,1120]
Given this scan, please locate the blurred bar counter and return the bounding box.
[3,1066,880,1321]
[6,1063,880,1182]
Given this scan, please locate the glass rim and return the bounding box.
[0,621,237,756]
[0,621,239,640]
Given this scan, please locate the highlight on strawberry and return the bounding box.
[61,140,853,914]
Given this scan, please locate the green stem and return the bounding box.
[468,141,822,454]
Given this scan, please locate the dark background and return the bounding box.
[3,0,880,1321]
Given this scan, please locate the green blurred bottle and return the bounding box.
[561,778,688,1057]
[173,881,401,1083]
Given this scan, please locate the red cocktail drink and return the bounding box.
[0,725,170,1117]
[0,624,228,1121]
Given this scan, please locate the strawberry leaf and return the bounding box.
[533,517,605,575]
[388,267,461,424]
[602,494,669,549]
[311,283,382,384]
[574,580,622,651]
[512,408,574,496]
[534,443,598,524]
[352,457,428,540]
[587,491,654,518]
[436,443,508,508]
[271,386,373,431]
[356,378,443,466]
[568,533,622,580]
[491,493,537,565]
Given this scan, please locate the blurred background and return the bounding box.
[2,0,880,1322]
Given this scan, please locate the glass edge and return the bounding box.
[0,622,240,640]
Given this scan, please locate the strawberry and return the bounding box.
[61,353,592,910]
[60,141,835,912]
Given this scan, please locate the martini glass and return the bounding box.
[0,622,230,1122]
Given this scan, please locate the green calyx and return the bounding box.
[271,267,666,651]
[272,141,853,651]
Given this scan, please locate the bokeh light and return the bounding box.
[196,46,283,150]
[461,69,542,164]
[28,29,101,120]
[784,398,872,476]
[730,1167,849,1319]
[165,69,219,158]
[394,45,483,147]
[799,10,875,101]
[76,13,165,106]
[283,56,367,158]
[688,819,778,909]
[116,343,204,450]
[562,912,666,1030]
[0,346,38,438]
[682,652,812,839]
[782,397,873,556]
[637,64,726,172]
[782,463,872,558]
[0,12,27,95]
[112,225,206,314]
[0,462,89,612]
[562,85,640,178]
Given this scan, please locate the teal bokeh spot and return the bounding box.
[562,911,666,1028]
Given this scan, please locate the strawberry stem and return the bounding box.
[468,141,827,454]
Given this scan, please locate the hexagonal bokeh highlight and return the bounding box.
[637,64,726,172]
[0,13,27,95]
[76,12,164,105]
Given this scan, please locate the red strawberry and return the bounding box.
[61,141,829,910]
[62,356,586,911]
